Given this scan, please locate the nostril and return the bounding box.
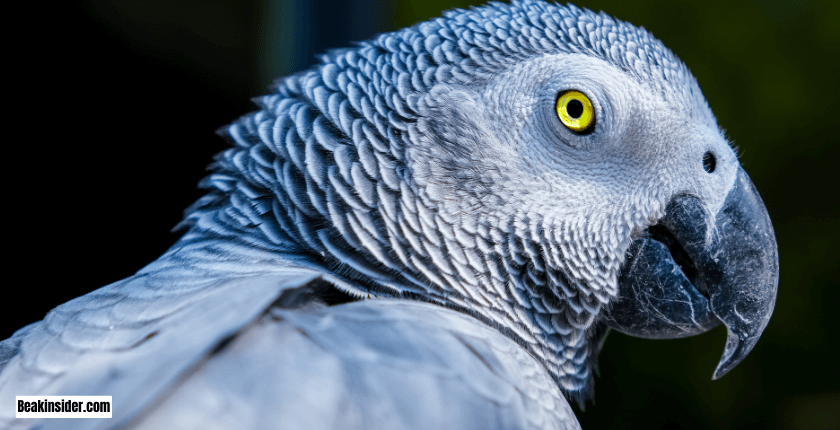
[703,152,716,173]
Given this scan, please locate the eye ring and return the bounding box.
[556,90,595,133]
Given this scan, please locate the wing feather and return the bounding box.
[129,300,579,430]
[1,272,578,430]
[0,269,322,429]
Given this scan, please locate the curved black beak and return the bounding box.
[601,167,779,379]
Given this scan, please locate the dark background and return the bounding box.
[6,1,838,428]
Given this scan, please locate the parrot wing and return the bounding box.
[1,263,577,430]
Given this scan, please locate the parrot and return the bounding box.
[0,1,779,429]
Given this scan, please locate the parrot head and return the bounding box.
[188,0,778,402]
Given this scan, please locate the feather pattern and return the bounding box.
[0,0,725,427]
[175,0,700,396]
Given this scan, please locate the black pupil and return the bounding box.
[566,99,584,119]
[703,152,716,173]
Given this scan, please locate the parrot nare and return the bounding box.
[0,1,779,429]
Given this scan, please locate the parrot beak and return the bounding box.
[601,167,779,379]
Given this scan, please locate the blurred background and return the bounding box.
[6,0,838,428]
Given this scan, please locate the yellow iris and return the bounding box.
[556,90,595,132]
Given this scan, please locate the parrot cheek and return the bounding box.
[600,167,779,380]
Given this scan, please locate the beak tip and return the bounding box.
[712,325,755,381]
[712,363,731,381]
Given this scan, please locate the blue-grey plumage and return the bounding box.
[0,1,778,429]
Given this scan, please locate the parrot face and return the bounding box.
[187,0,777,402]
[411,51,739,299]
[399,7,776,398]
[409,48,776,389]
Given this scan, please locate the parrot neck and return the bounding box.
[173,81,604,401]
[170,191,602,402]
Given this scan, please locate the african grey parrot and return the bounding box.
[0,1,779,429]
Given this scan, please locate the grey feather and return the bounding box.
[128,300,577,430]
[1,0,779,428]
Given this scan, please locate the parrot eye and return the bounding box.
[556,90,595,133]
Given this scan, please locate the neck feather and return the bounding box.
[170,92,602,401]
